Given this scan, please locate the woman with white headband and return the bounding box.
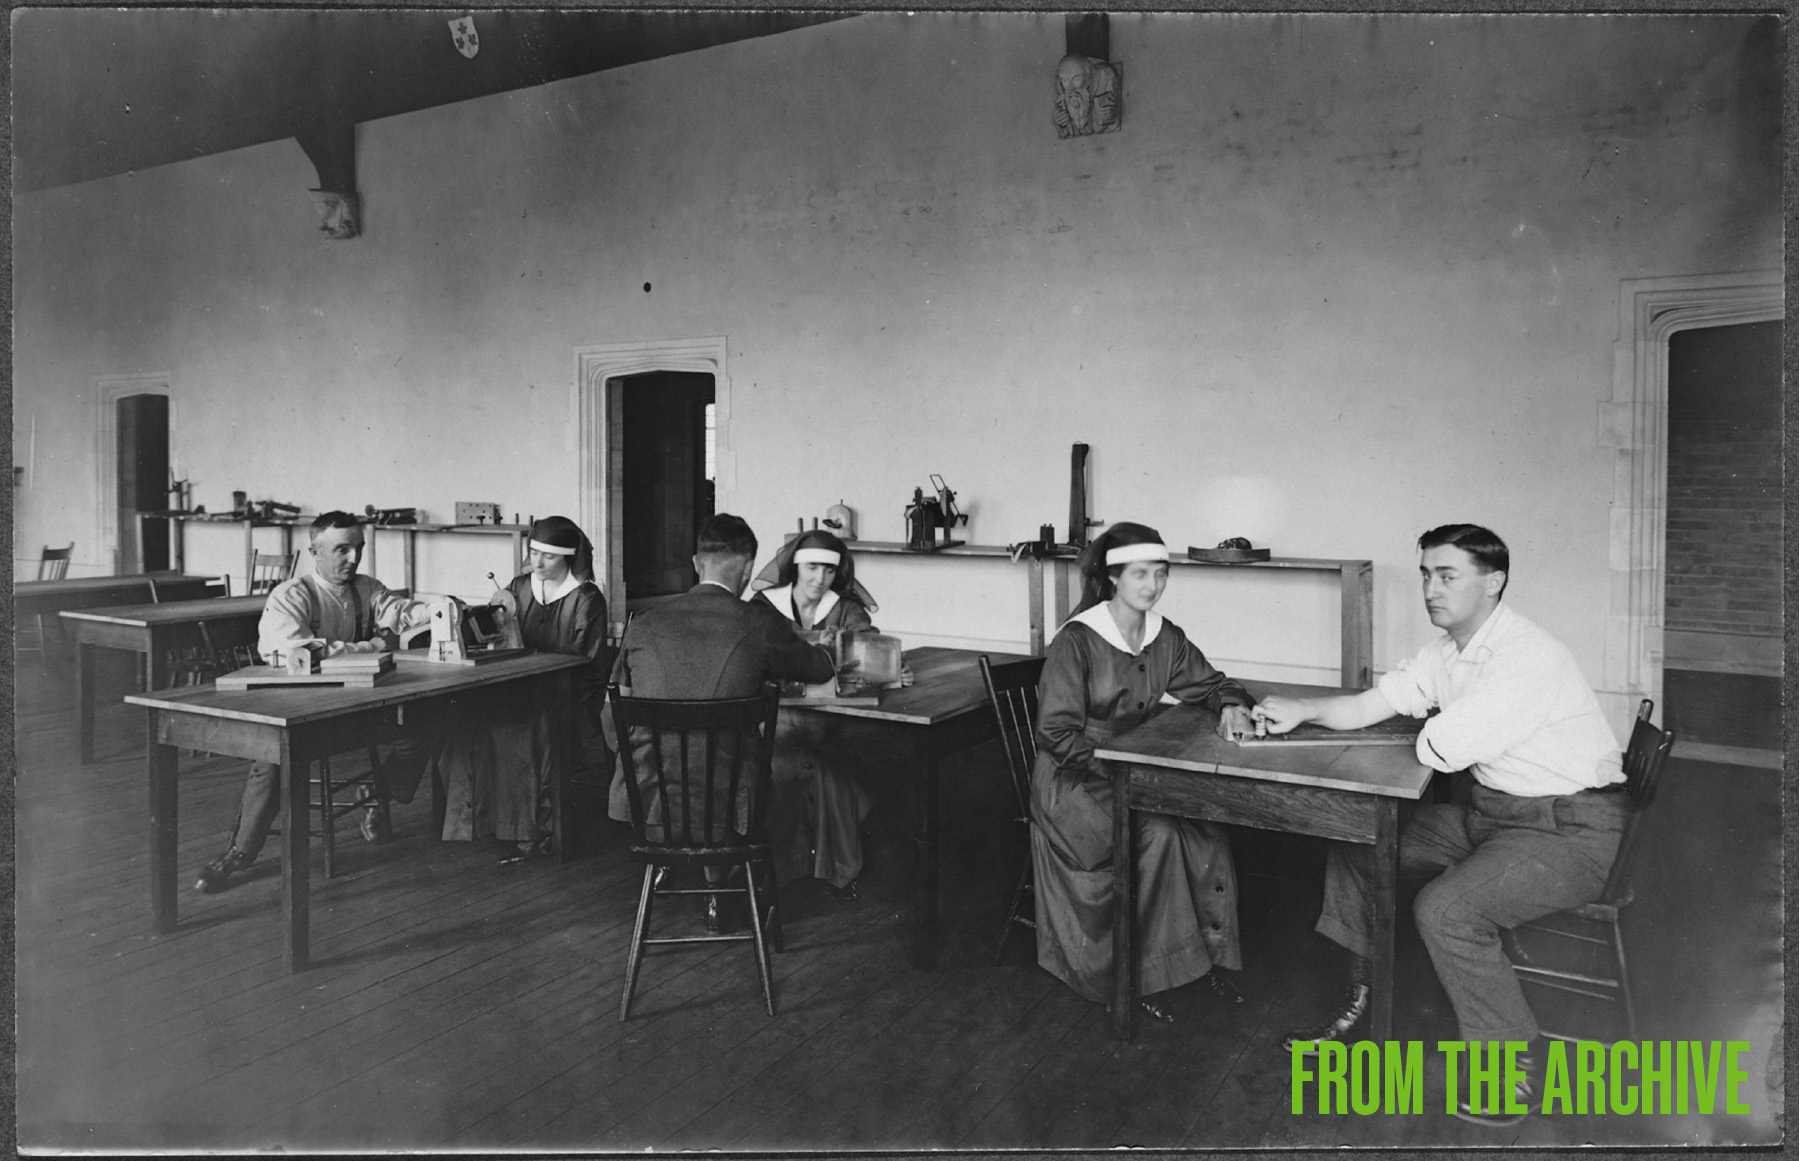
[440,514,610,856]
[1031,521,1258,1021]
[751,529,880,896]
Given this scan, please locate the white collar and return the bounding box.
[1450,601,1512,662]
[764,584,839,629]
[531,572,582,606]
[1062,602,1164,656]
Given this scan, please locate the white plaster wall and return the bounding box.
[13,13,1781,705]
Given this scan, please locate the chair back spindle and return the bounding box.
[1598,698,1676,905]
[979,654,1047,821]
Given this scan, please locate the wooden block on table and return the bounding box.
[216,669,394,691]
[320,652,394,673]
[391,646,530,667]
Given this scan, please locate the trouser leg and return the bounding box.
[372,730,443,806]
[231,761,282,860]
[1315,802,1473,960]
[1413,787,1623,1042]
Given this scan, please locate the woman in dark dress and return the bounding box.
[440,515,610,852]
[1032,522,1255,1020]
[751,529,880,894]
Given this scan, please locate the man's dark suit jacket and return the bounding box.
[606,582,836,837]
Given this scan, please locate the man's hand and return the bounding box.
[1216,705,1257,742]
[1249,695,1313,736]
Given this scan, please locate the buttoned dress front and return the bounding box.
[1031,605,1251,1003]
[439,573,610,843]
[755,585,877,887]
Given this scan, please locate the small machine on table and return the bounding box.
[779,631,909,707]
[397,594,528,666]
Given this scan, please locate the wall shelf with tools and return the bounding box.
[159,512,529,596]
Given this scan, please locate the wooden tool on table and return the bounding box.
[217,647,396,690]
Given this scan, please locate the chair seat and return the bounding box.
[629,840,774,867]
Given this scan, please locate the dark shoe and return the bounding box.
[826,878,860,901]
[358,788,392,844]
[194,847,254,893]
[1138,997,1176,1024]
[1201,968,1246,1005]
[496,837,547,865]
[1453,1047,1540,1127]
[1280,983,1370,1055]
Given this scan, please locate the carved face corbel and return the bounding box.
[308,189,361,240]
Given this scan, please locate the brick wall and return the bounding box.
[1664,322,1784,637]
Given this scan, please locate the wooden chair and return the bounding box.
[979,653,1046,965]
[1503,698,1675,1042]
[249,551,295,595]
[17,543,75,659]
[610,684,783,1020]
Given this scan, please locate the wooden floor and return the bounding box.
[13,648,1787,1153]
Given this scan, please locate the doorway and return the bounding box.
[116,393,169,574]
[616,371,715,611]
[1662,320,1782,755]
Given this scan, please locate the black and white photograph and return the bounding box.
[10,5,1790,1154]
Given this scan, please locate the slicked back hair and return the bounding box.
[310,510,362,544]
[1418,523,1509,597]
[696,513,758,561]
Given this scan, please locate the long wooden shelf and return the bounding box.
[838,537,1373,684]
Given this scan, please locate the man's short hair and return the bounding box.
[310,510,362,542]
[1419,523,1509,595]
[696,513,757,560]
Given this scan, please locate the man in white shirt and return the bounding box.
[194,511,436,893]
[1253,524,1625,1126]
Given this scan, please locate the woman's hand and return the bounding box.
[1216,705,1257,742]
[1249,695,1313,736]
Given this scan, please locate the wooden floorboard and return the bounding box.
[15,655,1785,1152]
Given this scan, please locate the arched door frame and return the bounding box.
[572,336,729,627]
[1602,271,1783,717]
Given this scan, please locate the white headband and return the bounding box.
[1105,542,1170,566]
[794,547,842,568]
[530,539,577,556]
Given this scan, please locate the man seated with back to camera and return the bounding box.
[1252,524,1625,1128]
[605,513,840,931]
[195,510,439,893]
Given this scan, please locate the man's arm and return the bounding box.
[1251,687,1397,735]
[757,607,837,684]
[257,583,325,665]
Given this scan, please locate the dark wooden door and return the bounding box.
[116,394,169,573]
[621,372,715,599]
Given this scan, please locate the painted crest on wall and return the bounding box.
[449,16,479,60]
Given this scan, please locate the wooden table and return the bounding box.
[777,644,1029,970]
[1098,680,1433,1042]
[62,595,268,764]
[16,571,217,622]
[123,652,586,972]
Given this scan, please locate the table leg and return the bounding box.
[149,713,179,935]
[171,517,185,573]
[146,636,170,694]
[910,746,940,970]
[548,670,572,863]
[77,642,97,765]
[1110,760,1136,1041]
[280,736,311,971]
[1369,799,1398,1042]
